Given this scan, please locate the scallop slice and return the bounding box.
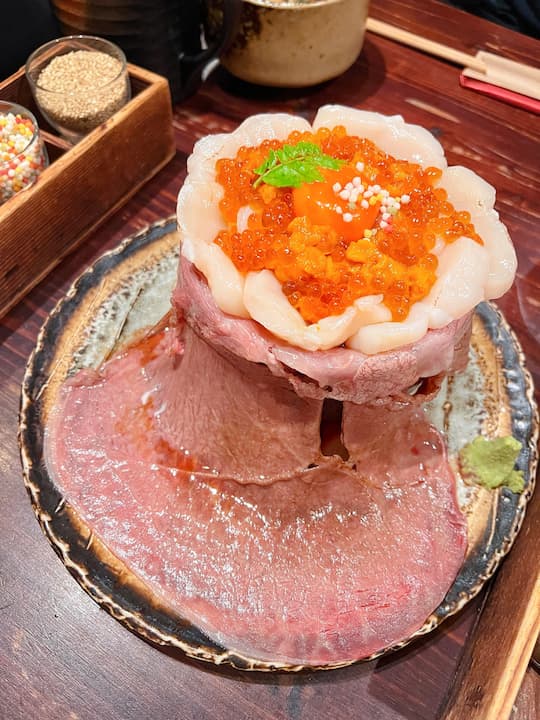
[425,236,488,324]
[303,307,362,351]
[243,271,316,349]
[182,113,311,196]
[313,105,447,168]
[441,165,496,210]
[305,295,388,348]
[190,242,249,318]
[177,136,226,246]
[353,295,392,325]
[243,270,370,351]
[427,307,454,330]
[177,181,225,261]
[438,166,517,298]
[237,205,254,233]
[347,302,429,355]
[186,133,230,183]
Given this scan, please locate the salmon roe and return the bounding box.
[214,126,482,323]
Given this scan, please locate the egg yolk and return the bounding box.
[293,166,381,242]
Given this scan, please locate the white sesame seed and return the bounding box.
[335,205,343,214]
[345,182,354,191]
[382,212,390,220]
[339,189,350,200]
[332,182,341,193]
[35,50,128,135]
[372,184,381,192]
[343,212,353,223]
[356,161,364,172]
[380,220,388,229]
[353,176,362,187]
[361,199,369,209]
[401,194,411,204]
[364,190,373,198]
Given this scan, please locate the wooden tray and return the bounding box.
[0,63,176,319]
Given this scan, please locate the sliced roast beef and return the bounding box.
[45,334,467,666]
[151,323,323,483]
[343,402,452,483]
[174,258,472,405]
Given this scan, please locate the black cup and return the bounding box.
[50,0,242,101]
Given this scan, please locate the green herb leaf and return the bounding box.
[253,141,343,189]
[458,436,524,493]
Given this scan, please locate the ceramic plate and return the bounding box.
[19,218,539,671]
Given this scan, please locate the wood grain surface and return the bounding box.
[0,1,538,719]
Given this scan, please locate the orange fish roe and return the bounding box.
[215,126,482,323]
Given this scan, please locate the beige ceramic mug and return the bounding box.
[207,0,370,87]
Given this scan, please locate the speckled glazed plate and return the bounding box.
[19,218,539,671]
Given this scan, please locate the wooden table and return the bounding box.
[0,1,538,718]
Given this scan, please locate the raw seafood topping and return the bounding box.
[215,126,482,323]
[177,107,516,353]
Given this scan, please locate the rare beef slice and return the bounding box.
[45,307,467,666]
[153,323,323,483]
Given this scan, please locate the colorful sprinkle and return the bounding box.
[0,111,47,204]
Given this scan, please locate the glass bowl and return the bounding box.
[25,35,131,144]
[0,100,49,206]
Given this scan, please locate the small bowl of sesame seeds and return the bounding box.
[25,35,131,144]
[0,101,49,206]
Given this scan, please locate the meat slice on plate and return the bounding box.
[45,315,467,666]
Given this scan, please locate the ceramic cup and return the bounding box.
[206,0,371,87]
